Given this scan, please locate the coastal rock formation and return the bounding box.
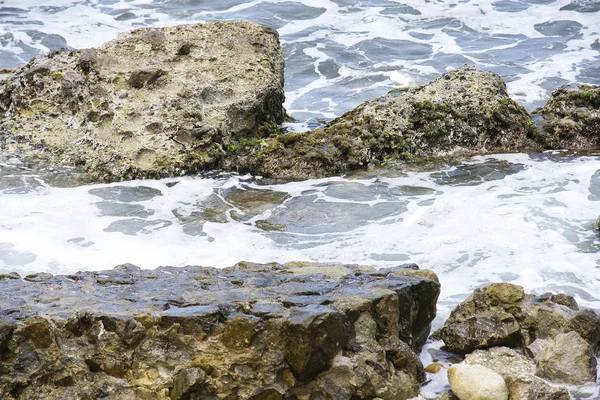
[0,261,439,399]
[0,22,285,181]
[231,66,537,180]
[535,84,600,149]
[433,283,600,354]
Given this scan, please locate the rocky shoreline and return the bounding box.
[1,21,599,399]
[0,262,440,399]
[1,22,598,184]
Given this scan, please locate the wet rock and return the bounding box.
[434,283,600,354]
[447,363,509,400]
[535,331,597,385]
[0,22,285,182]
[508,376,570,400]
[536,84,600,149]
[231,66,536,180]
[0,261,439,399]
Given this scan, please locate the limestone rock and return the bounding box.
[463,347,535,380]
[535,83,600,149]
[0,261,439,399]
[434,283,600,354]
[535,331,597,385]
[231,66,537,180]
[447,363,509,400]
[0,22,285,182]
[462,346,569,399]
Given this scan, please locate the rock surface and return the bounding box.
[447,363,509,400]
[229,66,537,180]
[0,22,285,182]
[463,347,569,400]
[536,84,600,149]
[433,283,600,354]
[0,261,439,399]
[535,331,597,385]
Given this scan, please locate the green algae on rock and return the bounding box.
[229,66,537,180]
[0,261,439,399]
[535,84,600,149]
[0,21,285,182]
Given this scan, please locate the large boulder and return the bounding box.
[433,283,600,354]
[0,22,285,181]
[0,261,439,399]
[535,84,600,148]
[230,66,537,180]
[535,331,597,385]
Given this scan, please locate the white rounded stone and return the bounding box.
[448,363,509,400]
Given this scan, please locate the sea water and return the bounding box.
[1,0,599,397]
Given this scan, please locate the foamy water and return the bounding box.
[1,0,600,397]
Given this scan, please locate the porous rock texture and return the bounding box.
[230,66,537,180]
[535,83,600,148]
[0,22,285,182]
[432,283,600,354]
[0,261,439,399]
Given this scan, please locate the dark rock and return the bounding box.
[434,283,600,354]
[0,261,439,399]
[535,84,600,149]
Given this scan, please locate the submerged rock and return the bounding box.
[0,261,439,399]
[535,84,600,149]
[433,283,600,354]
[0,22,285,182]
[230,66,537,180]
[447,363,509,400]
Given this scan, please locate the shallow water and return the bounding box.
[1,0,600,397]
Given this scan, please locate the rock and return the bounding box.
[508,376,570,400]
[535,84,600,149]
[0,261,439,399]
[535,331,597,385]
[230,66,537,180]
[447,363,509,400]
[425,362,445,373]
[463,347,535,381]
[434,283,600,354]
[0,22,285,182]
[461,346,569,399]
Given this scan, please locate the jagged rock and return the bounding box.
[447,363,509,400]
[0,261,439,399]
[433,283,600,354]
[535,84,600,149]
[535,331,597,385]
[229,66,537,180]
[0,22,285,182]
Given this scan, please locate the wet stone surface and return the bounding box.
[0,261,440,400]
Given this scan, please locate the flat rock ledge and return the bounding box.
[0,262,439,400]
